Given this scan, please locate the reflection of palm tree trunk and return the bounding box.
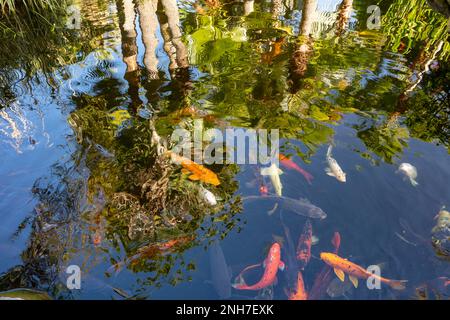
[272,0,283,20]
[160,0,189,70]
[289,0,317,93]
[335,0,353,36]
[300,0,317,35]
[138,0,160,79]
[117,0,141,110]
[118,0,138,73]
[157,11,179,72]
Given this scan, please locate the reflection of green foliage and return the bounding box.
[354,117,410,164]
[0,0,60,14]
[405,62,450,151]
[382,0,449,60]
[66,87,243,292]
[0,0,116,104]
[0,1,73,74]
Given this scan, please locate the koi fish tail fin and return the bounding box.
[389,280,407,290]
[231,283,242,289]
[410,179,419,187]
[326,145,333,158]
[231,275,247,289]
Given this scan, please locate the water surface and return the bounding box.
[0,0,449,300]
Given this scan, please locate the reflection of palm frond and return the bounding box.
[382,0,449,60]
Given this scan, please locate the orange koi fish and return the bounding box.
[296,220,312,269]
[109,236,193,273]
[262,38,285,64]
[279,154,313,185]
[130,237,192,266]
[233,243,285,290]
[320,252,407,290]
[288,271,308,300]
[168,151,220,186]
[259,184,269,196]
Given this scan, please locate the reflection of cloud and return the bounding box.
[0,103,33,154]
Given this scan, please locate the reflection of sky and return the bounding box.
[317,0,343,12]
[0,80,75,273]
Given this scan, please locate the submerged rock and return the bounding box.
[0,288,52,300]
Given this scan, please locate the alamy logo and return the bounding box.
[367,5,381,30]
[170,119,279,165]
[366,265,381,289]
[66,265,81,290]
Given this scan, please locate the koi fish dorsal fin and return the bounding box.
[410,178,419,187]
[334,268,345,282]
[261,164,283,176]
[299,198,311,204]
[349,275,358,288]
[325,167,335,177]
[189,174,200,181]
[327,145,333,157]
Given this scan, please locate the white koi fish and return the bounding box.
[325,145,346,182]
[200,187,217,206]
[397,163,418,186]
[261,163,283,196]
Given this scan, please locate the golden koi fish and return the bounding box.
[320,252,407,290]
[168,151,220,186]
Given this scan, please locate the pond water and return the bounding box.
[0,0,449,300]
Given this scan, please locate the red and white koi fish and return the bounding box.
[233,243,285,290]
